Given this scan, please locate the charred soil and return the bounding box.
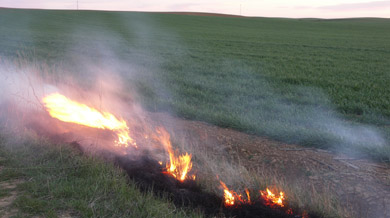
[146,112,390,218]
[114,154,318,218]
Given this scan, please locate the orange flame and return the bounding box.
[42,93,136,147]
[260,188,285,207]
[42,93,194,182]
[154,127,193,181]
[245,188,251,204]
[220,181,236,206]
[219,181,287,210]
[42,94,297,214]
[219,181,251,207]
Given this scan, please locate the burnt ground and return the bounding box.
[114,155,304,218]
[147,112,390,218]
[6,109,389,217]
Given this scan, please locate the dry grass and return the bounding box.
[171,134,350,218]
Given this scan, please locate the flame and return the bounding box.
[220,181,236,206]
[42,93,136,147]
[42,94,194,182]
[260,188,285,207]
[219,181,287,210]
[42,94,298,214]
[154,127,193,181]
[219,181,251,207]
[245,188,251,204]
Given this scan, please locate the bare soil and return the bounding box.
[149,112,390,218]
[0,168,22,217]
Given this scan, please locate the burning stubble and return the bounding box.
[0,58,318,217]
[41,92,195,183]
[42,93,137,148]
[1,14,386,217]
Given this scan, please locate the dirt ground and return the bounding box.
[0,162,21,218]
[2,110,389,217]
[149,112,390,218]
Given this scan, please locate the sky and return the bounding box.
[0,0,389,18]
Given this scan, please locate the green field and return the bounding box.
[1,8,390,162]
[0,132,201,218]
[2,8,389,217]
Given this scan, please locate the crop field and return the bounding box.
[1,9,389,161]
[0,8,390,218]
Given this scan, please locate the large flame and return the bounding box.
[42,93,194,182]
[42,93,136,147]
[154,127,193,181]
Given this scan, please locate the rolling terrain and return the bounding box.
[1,8,390,218]
[1,8,389,160]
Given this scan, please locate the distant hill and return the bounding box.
[158,12,243,18]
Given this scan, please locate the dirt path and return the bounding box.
[149,112,390,218]
[0,160,21,218]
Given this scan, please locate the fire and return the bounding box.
[220,181,236,206]
[41,94,298,214]
[42,93,136,147]
[154,127,193,181]
[260,188,285,207]
[245,188,251,203]
[219,181,251,207]
[219,181,286,209]
[42,93,194,182]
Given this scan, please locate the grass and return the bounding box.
[1,8,389,161]
[1,9,390,161]
[0,130,346,218]
[0,9,387,217]
[0,132,202,217]
[180,138,348,218]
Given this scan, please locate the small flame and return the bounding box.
[245,188,251,204]
[42,93,136,147]
[219,181,251,207]
[260,188,285,207]
[220,181,236,206]
[219,181,287,210]
[154,127,193,181]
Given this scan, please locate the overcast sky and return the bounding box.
[1,0,389,18]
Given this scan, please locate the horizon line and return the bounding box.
[1,7,389,20]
